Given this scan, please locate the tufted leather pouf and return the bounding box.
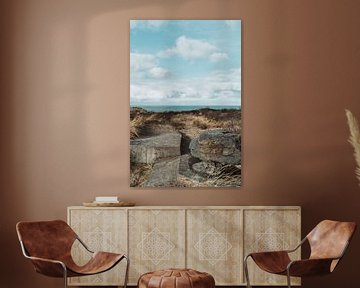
[138,268,215,288]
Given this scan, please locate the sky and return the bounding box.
[130,20,241,107]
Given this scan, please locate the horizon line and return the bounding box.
[130,104,241,106]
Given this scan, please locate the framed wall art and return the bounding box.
[130,20,241,187]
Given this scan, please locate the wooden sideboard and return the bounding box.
[67,206,301,286]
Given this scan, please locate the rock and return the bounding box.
[192,161,223,176]
[130,133,181,164]
[178,154,206,182]
[144,157,180,187]
[189,129,240,164]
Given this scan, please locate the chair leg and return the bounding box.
[244,255,252,288]
[286,269,291,288]
[62,264,68,288]
[123,255,130,288]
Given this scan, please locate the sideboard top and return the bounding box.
[68,205,301,210]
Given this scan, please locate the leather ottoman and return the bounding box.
[138,268,215,288]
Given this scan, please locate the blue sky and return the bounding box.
[130,20,241,107]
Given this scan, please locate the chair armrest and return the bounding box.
[287,258,336,277]
[25,255,67,278]
[26,255,64,265]
[248,250,289,256]
[286,237,307,253]
[76,236,94,253]
[19,240,67,277]
[245,237,306,259]
[246,250,291,262]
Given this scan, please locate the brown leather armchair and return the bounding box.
[16,220,129,288]
[244,220,356,288]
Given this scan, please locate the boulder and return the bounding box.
[130,133,181,164]
[178,154,206,182]
[189,129,240,164]
[144,157,180,187]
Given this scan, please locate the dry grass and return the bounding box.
[130,109,240,139]
[130,163,153,187]
[130,115,146,139]
[206,164,241,187]
[177,164,241,187]
[176,175,203,187]
[193,117,241,133]
[171,114,241,134]
[346,109,360,186]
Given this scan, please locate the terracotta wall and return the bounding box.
[1,0,360,287]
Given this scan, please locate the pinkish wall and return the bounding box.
[1,1,360,287]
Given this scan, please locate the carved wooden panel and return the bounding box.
[68,209,127,286]
[128,209,186,284]
[67,206,301,286]
[187,209,243,285]
[244,209,301,286]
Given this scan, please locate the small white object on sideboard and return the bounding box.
[67,206,301,286]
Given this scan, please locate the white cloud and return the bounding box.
[130,20,167,30]
[130,84,166,104]
[159,36,217,60]
[130,53,156,72]
[210,52,229,62]
[149,67,169,79]
[130,53,170,80]
[159,36,228,62]
[225,20,240,29]
[131,68,241,106]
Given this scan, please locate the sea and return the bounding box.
[131,105,241,112]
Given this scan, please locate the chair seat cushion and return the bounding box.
[138,268,215,288]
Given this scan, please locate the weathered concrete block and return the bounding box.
[144,157,180,187]
[178,154,206,182]
[130,133,181,164]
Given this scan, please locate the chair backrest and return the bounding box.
[16,220,77,261]
[307,220,356,260]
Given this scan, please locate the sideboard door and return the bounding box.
[186,209,243,285]
[68,208,127,286]
[128,209,186,284]
[243,208,301,286]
